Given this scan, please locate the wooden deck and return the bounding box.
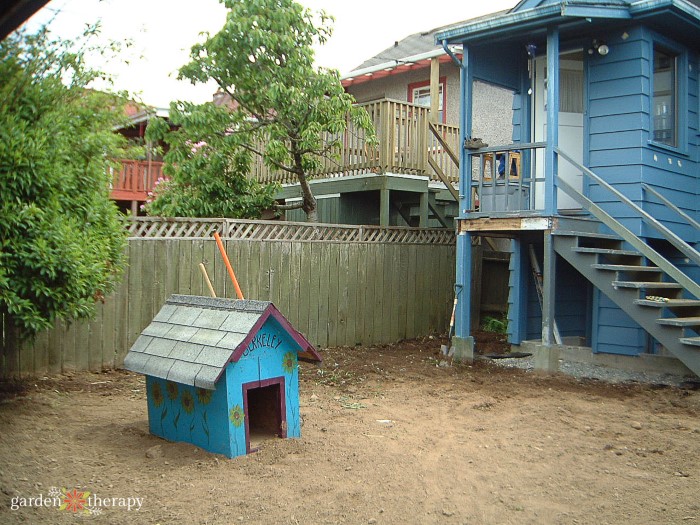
[110,99,459,205]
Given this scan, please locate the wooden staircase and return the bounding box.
[552,230,700,376]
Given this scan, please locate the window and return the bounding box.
[652,46,678,147]
[408,78,446,123]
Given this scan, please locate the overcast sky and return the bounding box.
[24,0,517,108]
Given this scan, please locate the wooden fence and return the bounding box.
[2,219,457,378]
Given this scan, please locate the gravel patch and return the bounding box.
[484,354,696,388]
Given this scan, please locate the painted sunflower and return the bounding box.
[282,351,296,374]
[166,381,178,401]
[181,390,195,414]
[229,404,245,427]
[151,381,164,407]
[197,388,213,405]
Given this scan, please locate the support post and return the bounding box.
[545,26,559,215]
[430,57,440,124]
[541,231,556,346]
[450,43,475,362]
[459,45,473,211]
[507,238,523,344]
[419,191,429,227]
[380,188,390,226]
[453,232,474,362]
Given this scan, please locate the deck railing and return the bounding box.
[110,100,459,202]
[468,142,546,213]
[252,99,460,185]
[110,159,164,201]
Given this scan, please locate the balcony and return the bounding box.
[110,159,164,203]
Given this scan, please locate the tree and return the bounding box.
[0,27,132,340]
[155,0,375,222]
[143,101,278,219]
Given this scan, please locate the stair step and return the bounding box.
[612,281,682,289]
[552,230,622,240]
[680,337,700,347]
[573,247,640,256]
[656,317,700,327]
[592,264,662,273]
[634,298,700,308]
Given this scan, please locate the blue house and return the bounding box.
[124,295,321,458]
[436,0,700,376]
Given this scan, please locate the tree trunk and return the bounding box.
[295,156,318,223]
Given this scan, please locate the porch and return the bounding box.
[109,159,165,214]
[258,98,461,227]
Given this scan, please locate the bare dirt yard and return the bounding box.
[1,336,699,525]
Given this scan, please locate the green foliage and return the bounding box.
[481,315,508,335]
[0,27,130,339]
[143,103,277,219]
[149,0,376,221]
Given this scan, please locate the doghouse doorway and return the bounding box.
[243,377,286,452]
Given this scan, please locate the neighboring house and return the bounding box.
[110,105,169,215]
[437,0,700,378]
[277,21,515,227]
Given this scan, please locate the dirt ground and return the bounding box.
[1,336,699,525]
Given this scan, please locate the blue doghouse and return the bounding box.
[124,295,321,458]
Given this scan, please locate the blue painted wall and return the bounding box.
[592,292,647,356]
[146,376,231,456]
[519,244,590,342]
[588,25,700,242]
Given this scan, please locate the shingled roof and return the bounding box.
[124,295,320,390]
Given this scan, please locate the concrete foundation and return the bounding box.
[452,336,475,363]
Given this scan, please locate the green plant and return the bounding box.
[481,315,508,335]
[0,26,132,338]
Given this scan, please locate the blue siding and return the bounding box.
[593,293,646,356]
[587,25,700,242]
[524,246,589,342]
[512,93,523,143]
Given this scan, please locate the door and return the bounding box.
[533,50,584,211]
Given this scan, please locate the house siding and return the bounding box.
[346,65,462,126]
[588,25,699,242]
[523,245,590,342]
[346,67,514,146]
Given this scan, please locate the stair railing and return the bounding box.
[554,147,700,300]
[642,183,700,231]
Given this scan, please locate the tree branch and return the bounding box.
[274,201,305,210]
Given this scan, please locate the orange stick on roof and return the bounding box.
[213,231,244,300]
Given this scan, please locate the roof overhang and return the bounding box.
[436,1,700,46]
[0,0,49,40]
[342,47,461,88]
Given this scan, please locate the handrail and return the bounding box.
[555,147,700,299]
[556,147,700,267]
[428,122,460,167]
[472,142,547,154]
[642,183,700,231]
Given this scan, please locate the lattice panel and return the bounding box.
[127,218,226,239]
[128,218,455,245]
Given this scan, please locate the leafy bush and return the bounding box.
[0,27,131,338]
